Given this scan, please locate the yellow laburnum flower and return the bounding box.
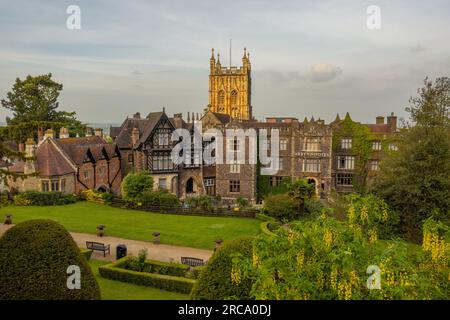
[330,268,338,290]
[360,205,369,223]
[381,208,389,222]
[296,249,305,268]
[368,229,378,243]
[252,252,260,267]
[231,267,241,285]
[347,206,356,222]
[324,229,333,247]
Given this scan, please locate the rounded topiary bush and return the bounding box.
[190,236,254,300]
[0,219,100,300]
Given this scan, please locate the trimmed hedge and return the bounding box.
[124,258,190,277]
[0,219,100,300]
[99,258,196,294]
[260,221,276,236]
[80,248,93,261]
[190,236,254,300]
[13,191,77,206]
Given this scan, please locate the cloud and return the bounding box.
[308,64,343,82]
[410,44,427,53]
[132,70,144,76]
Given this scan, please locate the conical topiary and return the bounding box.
[0,219,101,300]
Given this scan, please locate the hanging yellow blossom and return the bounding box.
[296,249,305,268]
[381,207,389,222]
[231,267,241,285]
[347,206,356,222]
[324,229,334,247]
[360,205,369,223]
[252,251,260,267]
[330,268,338,290]
[368,229,378,243]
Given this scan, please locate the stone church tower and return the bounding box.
[208,48,252,120]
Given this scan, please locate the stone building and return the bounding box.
[330,112,398,193]
[208,48,252,120]
[7,128,122,194]
[111,49,398,204]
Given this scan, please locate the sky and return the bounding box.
[0,0,449,124]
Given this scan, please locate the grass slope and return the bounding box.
[4,202,261,249]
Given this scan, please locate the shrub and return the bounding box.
[141,189,179,208]
[123,258,190,277]
[263,193,298,222]
[99,258,195,294]
[13,191,77,206]
[234,215,450,300]
[236,197,250,209]
[81,189,112,204]
[0,219,100,300]
[190,236,254,300]
[121,171,154,202]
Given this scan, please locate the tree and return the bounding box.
[0,219,100,299]
[121,171,154,203]
[287,179,315,215]
[373,77,450,241]
[1,74,85,140]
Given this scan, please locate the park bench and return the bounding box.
[181,256,205,267]
[86,241,110,257]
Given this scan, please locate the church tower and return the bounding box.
[208,47,252,120]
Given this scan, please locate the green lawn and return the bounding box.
[3,202,261,249]
[89,259,188,300]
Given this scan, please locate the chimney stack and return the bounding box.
[59,127,69,139]
[44,129,55,140]
[94,128,103,137]
[85,127,93,137]
[387,112,397,132]
[131,127,140,146]
[133,112,141,119]
[24,138,36,175]
[376,116,385,124]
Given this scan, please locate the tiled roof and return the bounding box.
[114,118,149,149]
[36,140,74,176]
[56,136,106,165]
[138,112,165,144]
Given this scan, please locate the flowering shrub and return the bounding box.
[81,189,111,204]
[232,213,449,300]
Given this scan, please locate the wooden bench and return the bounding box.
[86,241,110,257]
[181,256,205,267]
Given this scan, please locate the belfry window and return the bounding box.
[230,90,238,106]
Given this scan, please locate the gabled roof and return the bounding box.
[137,111,165,145]
[55,136,107,165]
[36,140,74,176]
[114,118,149,149]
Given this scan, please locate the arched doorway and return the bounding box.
[97,186,108,193]
[307,178,318,197]
[186,177,194,194]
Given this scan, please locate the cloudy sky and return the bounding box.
[1,0,449,124]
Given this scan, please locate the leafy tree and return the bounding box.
[373,77,450,241]
[287,179,315,215]
[121,171,154,202]
[1,74,85,140]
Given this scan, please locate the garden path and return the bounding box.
[0,224,213,263]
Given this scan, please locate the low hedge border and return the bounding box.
[99,257,197,294]
[80,248,93,261]
[260,221,276,236]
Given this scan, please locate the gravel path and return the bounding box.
[0,223,213,263]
